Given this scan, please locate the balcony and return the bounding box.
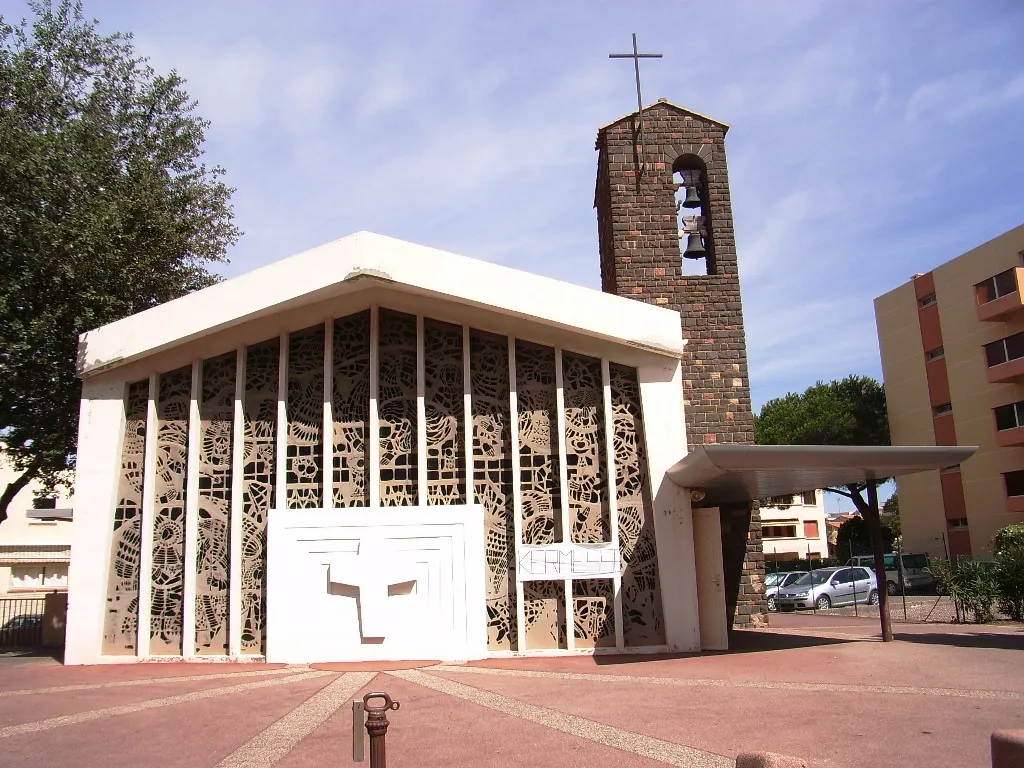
[976,267,1024,321]
[985,332,1024,383]
[995,402,1024,446]
[1004,470,1024,513]
[996,426,1024,447]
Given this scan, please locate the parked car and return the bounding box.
[845,553,935,595]
[0,614,42,645]
[775,567,879,612]
[764,571,807,612]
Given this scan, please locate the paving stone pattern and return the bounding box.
[3,618,1023,768]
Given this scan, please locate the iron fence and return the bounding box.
[0,596,46,648]
[774,592,1017,624]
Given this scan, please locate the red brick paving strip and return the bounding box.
[216,672,377,767]
[0,670,310,728]
[428,667,1018,767]
[0,670,333,739]
[0,666,296,698]
[279,672,680,768]
[392,668,733,768]
[0,672,339,768]
[0,661,288,692]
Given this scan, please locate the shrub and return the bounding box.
[927,558,954,597]
[950,560,999,623]
[994,524,1024,621]
[929,558,998,623]
[994,523,1024,554]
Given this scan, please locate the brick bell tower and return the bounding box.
[595,100,766,629]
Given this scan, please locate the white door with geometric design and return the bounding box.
[266,506,487,663]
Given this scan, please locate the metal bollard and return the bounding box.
[362,691,400,768]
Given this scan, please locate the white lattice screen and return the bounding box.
[102,306,664,658]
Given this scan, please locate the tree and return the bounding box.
[880,492,900,539]
[756,375,897,640]
[836,516,895,559]
[882,492,898,516]
[755,375,889,514]
[0,1,241,524]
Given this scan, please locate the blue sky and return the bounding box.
[7,2,1024,459]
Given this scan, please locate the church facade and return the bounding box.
[64,103,764,665]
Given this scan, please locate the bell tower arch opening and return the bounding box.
[672,155,716,276]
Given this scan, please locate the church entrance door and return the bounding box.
[693,506,728,651]
[265,506,486,663]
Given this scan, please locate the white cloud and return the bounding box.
[905,70,1024,125]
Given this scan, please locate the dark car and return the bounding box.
[764,571,807,612]
[0,614,43,645]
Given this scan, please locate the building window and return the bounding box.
[918,293,937,308]
[803,520,819,538]
[763,523,798,539]
[984,331,1024,367]
[10,565,68,590]
[801,490,816,505]
[933,403,953,416]
[32,496,57,509]
[994,401,1024,431]
[1004,470,1024,498]
[766,495,794,507]
[976,268,1019,305]
[948,518,969,530]
[926,347,945,361]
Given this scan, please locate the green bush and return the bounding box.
[928,558,998,623]
[994,523,1024,554]
[951,560,999,623]
[994,524,1024,621]
[927,558,954,597]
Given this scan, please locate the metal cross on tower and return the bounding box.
[609,33,663,177]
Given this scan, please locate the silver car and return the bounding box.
[764,571,806,612]
[775,566,879,612]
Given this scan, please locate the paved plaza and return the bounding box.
[2,616,1022,768]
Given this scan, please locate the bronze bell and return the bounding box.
[682,232,705,258]
[681,185,702,208]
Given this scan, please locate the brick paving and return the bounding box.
[0,618,1021,768]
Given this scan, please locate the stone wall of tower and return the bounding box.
[595,102,766,628]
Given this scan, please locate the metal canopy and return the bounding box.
[667,444,977,506]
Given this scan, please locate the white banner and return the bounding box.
[516,543,620,582]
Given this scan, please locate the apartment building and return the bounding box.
[760,490,829,564]
[874,223,1024,559]
[0,458,73,595]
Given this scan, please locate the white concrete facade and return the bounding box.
[0,458,73,595]
[266,506,487,663]
[65,232,701,665]
[760,490,829,562]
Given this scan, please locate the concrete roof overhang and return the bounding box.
[667,445,977,506]
[77,231,685,377]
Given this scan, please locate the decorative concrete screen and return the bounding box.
[101,307,664,660]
